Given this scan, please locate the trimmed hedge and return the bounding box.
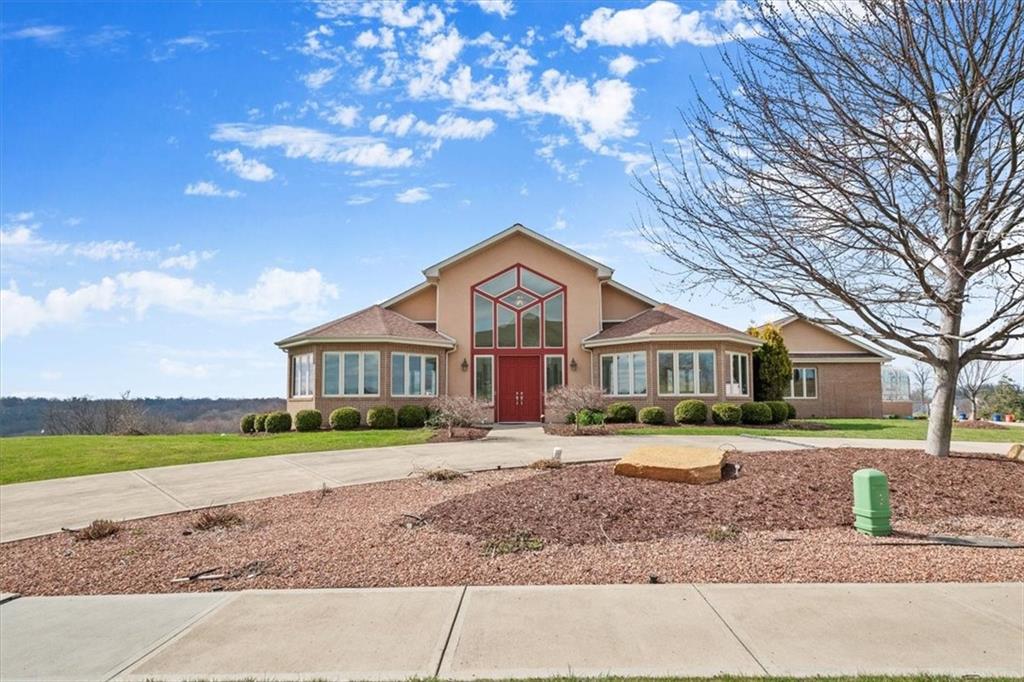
[253,413,268,432]
[367,406,397,429]
[638,406,666,425]
[576,409,605,426]
[711,402,742,425]
[766,400,789,424]
[740,402,773,425]
[329,407,361,430]
[786,402,797,420]
[605,402,638,423]
[295,409,322,432]
[239,413,256,434]
[674,399,708,425]
[397,404,428,428]
[264,411,292,433]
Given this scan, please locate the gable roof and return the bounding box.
[276,305,455,349]
[421,223,614,279]
[583,304,760,348]
[772,315,892,360]
[603,279,659,308]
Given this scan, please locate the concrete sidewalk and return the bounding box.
[0,427,1011,542]
[1,583,1020,681]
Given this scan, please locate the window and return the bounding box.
[497,305,517,348]
[545,355,564,392]
[521,304,540,347]
[475,355,494,401]
[324,351,379,396]
[544,294,563,347]
[785,367,818,399]
[600,352,647,395]
[292,353,313,397]
[657,351,716,396]
[521,269,559,295]
[474,294,493,347]
[392,352,438,397]
[726,352,749,397]
[478,269,516,296]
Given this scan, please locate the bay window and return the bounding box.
[784,367,818,399]
[601,351,647,396]
[391,352,438,397]
[726,352,750,397]
[291,353,313,398]
[657,350,716,396]
[323,351,379,396]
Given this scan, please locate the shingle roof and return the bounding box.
[276,305,454,347]
[585,304,758,345]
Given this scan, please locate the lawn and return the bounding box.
[0,430,433,485]
[619,418,1023,442]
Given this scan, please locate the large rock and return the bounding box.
[614,446,725,484]
[1008,443,1023,461]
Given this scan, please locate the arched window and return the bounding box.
[472,266,565,350]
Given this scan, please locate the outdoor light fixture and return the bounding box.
[461,358,469,371]
[570,358,578,371]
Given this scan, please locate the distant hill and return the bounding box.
[0,397,287,436]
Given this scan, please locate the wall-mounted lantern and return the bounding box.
[569,358,578,372]
[461,358,470,371]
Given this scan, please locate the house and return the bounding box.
[276,224,763,424]
[772,316,892,418]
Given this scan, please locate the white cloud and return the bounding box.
[1,218,154,262]
[395,187,431,203]
[184,181,242,198]
[1,278,118,340]
[354,27,395,49]
[370,113,417,136]
[159,250,217,270]
[346,195,375,205]
[151,34,212,61]
[413,113,496,140]
[551,210,568,231]
[302,67,337,90]
[73,241,147,261]
[317,1,445,35]
[565,1,759,48]
[475,1,515,19]
[324,103,361,127]
[214,148,275,182]
[158,357,210,379]
[3,25,66,42]
[212,123,414,168]
[608,54,639,77]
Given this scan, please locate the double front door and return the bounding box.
[497,355,541,422]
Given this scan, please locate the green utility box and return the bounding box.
[852,468,891,536]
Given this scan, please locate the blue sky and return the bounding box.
[1,1,780,398]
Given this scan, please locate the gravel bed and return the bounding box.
[1,448,1021,596]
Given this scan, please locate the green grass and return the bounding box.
[0,430,434,485]
[620,418,1022,443]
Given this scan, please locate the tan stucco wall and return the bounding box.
[601,284,652,321]
[434,231,604,396]
[789,362,883,418]
[780,319,868,353]
[386,284,437,321]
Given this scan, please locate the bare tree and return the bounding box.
[957,360,1002,419]
[909,361,933,414]
[428,396,491,438]
[544,385,608,432]
[639,0,1024,456]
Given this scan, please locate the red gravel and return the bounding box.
[1,448,1021,596]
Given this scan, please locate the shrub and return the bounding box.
[192,509,243,531]
[329,407,361,430]
[604,401,638,423]
[766,400,789,424]
[425,468,466,482]
[786,402,797,420]
[545,385,607,432]
[253,413,268,432]
[576,409,605,426]
[294,409,322,432]
[239,413,257,434]
[367,406,397,429]
[397,404,428,428]
[75,519,121,541]
[429,395,491,437]
[674,399,708,424]
[711,402,742,425]
[529,458,564,469]
[638,406,666,425]
[740,401,773,425]
[264,411,292,433]
[747,323,793,401]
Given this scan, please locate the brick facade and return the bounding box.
[788,362,883,418]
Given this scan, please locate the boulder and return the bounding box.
[614,446,725,484]
[1008,443,1023,461]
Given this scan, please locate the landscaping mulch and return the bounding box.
[956,419,1008,430]
[428,426,491,442]
[542,420,833,436]
[1,448,1021,596]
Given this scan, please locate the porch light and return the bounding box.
[461,358,469,371]
[570,358,578,371]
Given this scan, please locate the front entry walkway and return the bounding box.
[1,583,1020,680]
[0,427,1010,542]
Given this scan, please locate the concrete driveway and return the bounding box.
[0,427,1011,542]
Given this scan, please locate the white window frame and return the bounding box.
[544,354,565,393]
[600,351,647,396]
[786,366,818,399]
[292,353,314,398]
[656,350,717,397]
[322,351,380,397]
[474,354,495,402]
[725,352,750,398]
[391,352,439,397]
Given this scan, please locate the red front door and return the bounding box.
[497,355,542,422]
